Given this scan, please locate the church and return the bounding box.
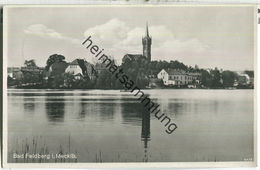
[122,23,152,63]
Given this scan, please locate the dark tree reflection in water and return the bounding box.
[45,93,65,122]
[23,93,35,114]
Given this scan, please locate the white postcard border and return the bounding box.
[2,4,258,168]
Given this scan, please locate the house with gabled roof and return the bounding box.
[65,59,84,79]
[65,59,96,80]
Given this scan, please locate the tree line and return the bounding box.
[8,54,254,89]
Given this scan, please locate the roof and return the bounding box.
[69,59,97,79]
[125,54,143,58]
[188,72,201,76]
[122,54,144,63]
[70,59,81,65]
[165,68,186,75]
[68,59,86,71]
[163,68,201,76]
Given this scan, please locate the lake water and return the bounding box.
[7,89,254,162]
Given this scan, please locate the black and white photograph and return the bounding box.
[2,5,257,168]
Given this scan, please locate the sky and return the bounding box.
[6,6,255,70]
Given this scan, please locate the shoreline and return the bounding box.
[7,87,254,90]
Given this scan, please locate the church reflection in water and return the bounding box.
[141,109,151,162]
[113,98,152,162]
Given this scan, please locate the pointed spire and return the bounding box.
[146,22,149,37]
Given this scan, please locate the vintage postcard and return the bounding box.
[2,5,257,168]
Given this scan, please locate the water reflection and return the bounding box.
[120,98,151,161]
[79,97,87,119]
[141,109,151,162]
[7,89,254,162]
[168,102,184,117]
[121,101,143,126]
[45,93,65,122]
[23,93,35,114]
[98,103,115,122]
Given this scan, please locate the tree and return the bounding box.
[121,56,149,89]
[95,69,114,89]
[45,54,65,71]
[22,71,41,84]
[49,74,65,88]
[64,73,75,88]
[222,70,236,87]
[24,59,37,67]
[201,70,212,88]
[210,68,222,88]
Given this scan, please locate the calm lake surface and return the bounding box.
[8,89,254,162]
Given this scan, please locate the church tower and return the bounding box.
[142,23,152,62]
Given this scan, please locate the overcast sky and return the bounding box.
[6,6,255,70]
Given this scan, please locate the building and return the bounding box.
[122,23,152,63]
[122,54,144,63]
[66,59,86,80]
[65,59,84,79]
[188,72,202,81]
[142,23,152,62]
[8,67,23,80]
[65,59,96,80]
[157,68,201,86]
[44,58,97,81]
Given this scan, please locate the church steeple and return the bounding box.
[142,22,152,62]
[146,22,149,37]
